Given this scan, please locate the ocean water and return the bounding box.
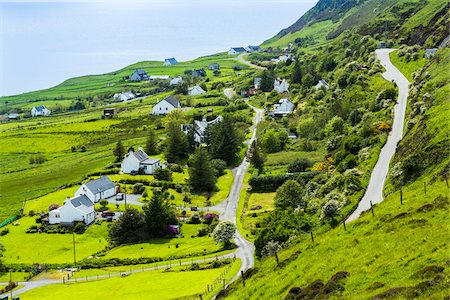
[0,0,316,96]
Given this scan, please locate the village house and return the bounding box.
[271,54,291,63]
[228,47,247,55]
[152,95,181,115]
[121,147,161,175]
[192,69,207,78]
[113,91,135,102]
[75,176,117,203]
[188,85,206,96]
[245,45,262,52]
[314,79,330,90]
[181,116,223,143]
[208,63,220,70]
[268,98,295,118]
[149,75,170,81]
[164,58,178,66]
[8,113,19,120]
[254,77,262,89]
[424,48,438,58]
[31,105,51,117]
[130,69,149,82]
[170,77,183,85]
[274,78,289,93]
[49,195,95,226]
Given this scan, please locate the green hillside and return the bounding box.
[222,48,450,299]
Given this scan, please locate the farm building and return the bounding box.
[170,77,183,85]
[113,91,135,102]
[192,69,207,78]
[130,69,149,82]
[164,58,178,66]
[49,195,95,226]
[152,95,181,115]
[208,63,220,70]
[8,113,19,120]
[75,176,116,203]
[274,78,289,93]
[103,108,115,118]
[245,45,262,52]
[31,105,51,117]
[121,147,161,175]
[267,98,295,118]
[228,47,247,55]
[188,85,206,96]
[181,116,223,143]
[149,75,170,81]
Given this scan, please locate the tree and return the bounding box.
[109,208,146,244]
[274,180,305,210]
[113,140,125,161]
[188,147,217,192]
[208,117,240,165]
[212,221,236,247]
[320,199,341,222]
[210,159,227,177]
[186,126,198,153]
[99,199,109,210]
[165,120,189,163]
[249,140,265,172]
[175,82,189,95]
[154,168,173,181]
[263,240,282,265]
[145,129,158,155]
[0,243,4,272]
[260,69,275,92]
[291,60,302,84]
[261,129,288,153]
[303,73,315,88]
[143,190,178,237]
[324,116,346,137]
[287,158,312,173]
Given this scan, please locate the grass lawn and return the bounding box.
[0,217,108,265]
[389,50,428,82]
[101,224,224,260]
[21,266,228,300]
[23,187,79,214]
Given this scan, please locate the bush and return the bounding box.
[28,210,36,217]
[154,168,173,182]
[287,158,313,173]
[0,228,9,236]
[132,183,146,194]
[73,222,86,234]
[197,228,208,237]
[48,203,60,211]
[210,159,227,177]
[187,214,201,224]
[169,164,183,173]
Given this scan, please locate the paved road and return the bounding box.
[236,53,267,70]
[347,49,409,222]
[105,194,142,206]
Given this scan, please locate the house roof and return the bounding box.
[135,69,147,75]
[163,95,180,108]
[188,85,206,95]
[130,148,160,165]
[71,194,94,208]
[247,45,262,51]
[230,47,246,53]
[274,98,294,114]
[165,58,178,64]
[84,176,115,194]
[34,105,48,112]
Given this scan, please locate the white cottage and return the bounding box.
[164,58,178,66]
[152,95,181,115]
[314,80,330,90]
[188,85,206,96]
[49,195,95,226]
[75,176,116,203]
[121,147,161,175]
[272,98,295,117]
[182,116,223,143]
[170,77,183,85]
[274,79,289,94]
[31,105,51,117]
[113,91,135,102]
[228,47,247,55]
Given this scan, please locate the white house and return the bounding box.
[170,77,183,85]
[152,95,181,115]
[228,47,247,55]
[31,105,51,117]
[75,176,116,203]
[254,77,262,89]
[113,91,136,102]
[182,116,223,143]
[121,147,161,175]
[149,75,170,81]
[273,98,295,117]
[49,195,95,226]
[245,45,262,52]
[424,48,438,58]
[314,80,330,90]
[164,58,178,66]
[130,69,149,82]
[274,78,289,93]
[188,85,206,96]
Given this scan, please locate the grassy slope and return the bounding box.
[224,44,450,300]
[389,50,428,82]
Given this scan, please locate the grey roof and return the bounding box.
[84,176,115,194]
[231,47,246,52]
[35,105,47,112]
[141,158,161,165]
[163,95,180,108]
[165,58,178,64]
[135,69,147,75]
[132,149,150,162]
[70,194,94,208]
[247,45,262,51]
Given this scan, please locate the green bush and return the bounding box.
[287,158,313,173]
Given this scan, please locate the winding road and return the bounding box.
[347,49,409,222]
[236,53,267,70]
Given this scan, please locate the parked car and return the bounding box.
[101,211,115,217]
[116,193,124,201]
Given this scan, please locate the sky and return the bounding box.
[0,0,317,96]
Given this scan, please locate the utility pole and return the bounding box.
[73,232,77,266]
[9,269,13,299]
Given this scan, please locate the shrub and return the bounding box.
[73,222,86,234]
[154,168,173,182]
[187,214,201,224]
[0,228,9,236]
[287,158,312,173]
[132,183,146,194]
[99,199,109,208]
[48,203,60,211]
[80,145,87,152]
[28,210,36,217]
[197,228,208,237]
[210,159,227,177]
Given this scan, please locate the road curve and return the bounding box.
[347,49,409,222]
[236,53,267,70]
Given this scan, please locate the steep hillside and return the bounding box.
[222,48,450,299]
[263,0,449,48]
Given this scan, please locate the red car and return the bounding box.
[101,211,115,217]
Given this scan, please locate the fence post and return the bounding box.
[342,217,346,231]
[370,201,374,216]
[400,188,403,205]
[424,181,427,194]
[310,231,314,243]
[241,270,245,286]
[445,176,449,188]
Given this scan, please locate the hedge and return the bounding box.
[249,172,319,192]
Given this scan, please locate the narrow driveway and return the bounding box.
[236,53,267,70]
[347,49,409,222]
